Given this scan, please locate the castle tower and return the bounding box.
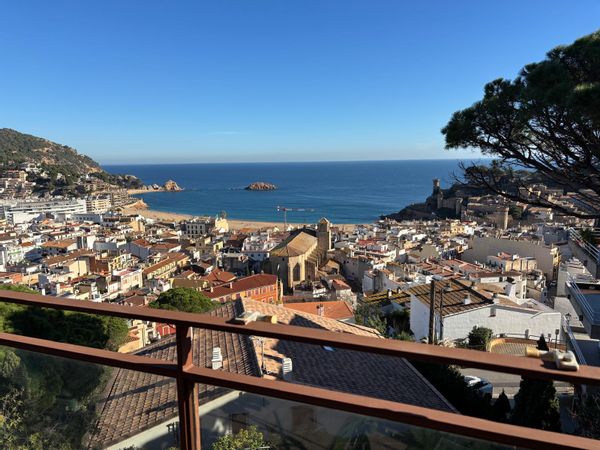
[316,217,332,260]
[432,179,443,210]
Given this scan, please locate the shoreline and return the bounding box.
[127,188,180,195]
[120,206,360,232]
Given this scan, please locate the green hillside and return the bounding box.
[0,128,101,174]
[0,128,143,194]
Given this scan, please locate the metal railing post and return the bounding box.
[176,325,201,450]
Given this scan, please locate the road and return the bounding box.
[461,367,572,398]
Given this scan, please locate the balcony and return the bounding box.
[566,275,600,339]
[0,289,599,449]
[568,228,600,278]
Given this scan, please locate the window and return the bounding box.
[293,262,301,281]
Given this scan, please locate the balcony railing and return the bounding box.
[567,274,600,324]
[0,289,600,449]
[563,317,588,366]
[569,228,600,264]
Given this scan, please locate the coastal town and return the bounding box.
[0,153,599,446]
[2,13,600,449]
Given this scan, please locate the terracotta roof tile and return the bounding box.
[283,300,353,320]
[270,231,317,257]
[88,299,454,448]
[205,274,277,299]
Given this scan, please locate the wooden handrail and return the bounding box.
[0,290,598,449]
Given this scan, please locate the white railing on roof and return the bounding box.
[568,228,600,263]
[562,317,588,365]
[566,273,599,324]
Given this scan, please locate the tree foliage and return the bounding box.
[0,284,128,448]
[467,326,493,351]
[211,426,267,450]
[512,377,561,431]
[412,362,492,419]
[0,128,100,171]
[442,30,600,218]
[354,303,386,335]
[149,287,216,314]
[491,390,511,422]
[574,393,600,439]
[388,309,410,335]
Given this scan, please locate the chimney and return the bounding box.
[492,293,500,304]
[281,357,293,381]
[470,280,477,290]
[317,303,324,316]
[387,289,392,299]
[211,347,223,370]
[463,294,471,305]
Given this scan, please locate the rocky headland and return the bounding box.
[130,180,183,194]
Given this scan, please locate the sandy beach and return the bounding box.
[127,188,168,195]
[121,206,359,232]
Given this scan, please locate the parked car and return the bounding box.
[464,375,493,396]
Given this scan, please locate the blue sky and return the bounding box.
[1,1,598,164]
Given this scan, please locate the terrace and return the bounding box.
[0,289,599,449]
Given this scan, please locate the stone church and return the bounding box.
[269,218,332,291]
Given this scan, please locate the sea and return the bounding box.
[104,160,473,224]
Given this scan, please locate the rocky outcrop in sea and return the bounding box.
[138,180,183,191]
[163,180,182,191]
[245,182,277,191]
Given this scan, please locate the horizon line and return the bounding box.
[101,156,491,166]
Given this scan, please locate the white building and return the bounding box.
[462,236,559,280]
[86,195,112,213]
[409,279,562,343]
[242,232,279,261]
[0,199,86,224]
[486,252,538,273]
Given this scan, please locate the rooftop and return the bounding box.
[270,230,317,257]
[205,274,278,299]
[0,285,599,450]
[88,299,453,447]
[283,300,354,320]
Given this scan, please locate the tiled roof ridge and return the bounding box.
[451,278,493,302]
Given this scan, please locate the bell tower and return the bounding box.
[316,217,332,260]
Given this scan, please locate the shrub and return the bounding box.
[149,287,216,314]
[212,426,267,450]
[467,326,493,351]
